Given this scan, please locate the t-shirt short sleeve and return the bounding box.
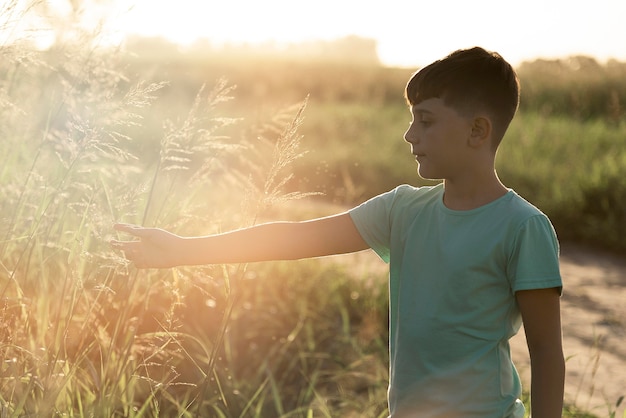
[508,214,562,294]
[348,186,407,263]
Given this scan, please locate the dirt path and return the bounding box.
[511,243,626,417]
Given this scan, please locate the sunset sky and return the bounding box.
[17,0,626,68]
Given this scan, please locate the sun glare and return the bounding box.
[116,1,363,46]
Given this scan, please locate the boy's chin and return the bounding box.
[416,167,441,181]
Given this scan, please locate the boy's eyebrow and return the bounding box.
[411,106,433,115]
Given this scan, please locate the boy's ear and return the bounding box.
[468,116,492,148]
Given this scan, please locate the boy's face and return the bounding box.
[404,98,475,181]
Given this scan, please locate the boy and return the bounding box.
[112,47,565,417]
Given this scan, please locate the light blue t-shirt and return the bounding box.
[349,183,562,418]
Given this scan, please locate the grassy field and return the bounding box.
[1,18,625,418]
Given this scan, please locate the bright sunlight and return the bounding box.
[18,0,626,67]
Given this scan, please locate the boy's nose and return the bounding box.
[404,126,418,144]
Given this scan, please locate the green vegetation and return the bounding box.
[1,8,625,417]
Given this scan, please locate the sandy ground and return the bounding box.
[328,242,626,417]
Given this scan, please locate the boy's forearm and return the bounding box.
[529,350,565,418]
[516,288,564,418]
[178,222,304,265]
[176,215,367,266]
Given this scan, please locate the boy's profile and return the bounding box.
[112,47,565,418]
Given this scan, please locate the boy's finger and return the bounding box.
[114,223,137,231]
[114,223,148,237]
[110,239,139,254]
[110,239,132,248]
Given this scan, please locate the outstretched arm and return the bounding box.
[516,287,565,418]
[112,212,369,268]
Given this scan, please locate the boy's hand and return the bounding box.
[111,223,183,269]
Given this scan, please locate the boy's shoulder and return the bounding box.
[500,189,549,220]
[392,183,441,195]
[350,183,442,215]
[386,183,443,204]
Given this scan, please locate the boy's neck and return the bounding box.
[442,171,508,211]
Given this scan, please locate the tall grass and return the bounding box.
[0,21,390,416]
[1,27,180,414]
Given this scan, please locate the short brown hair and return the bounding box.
[405,47,520,148]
